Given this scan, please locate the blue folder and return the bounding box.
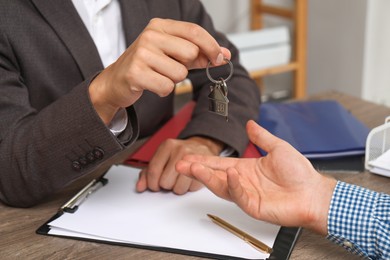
[257,100,370,159]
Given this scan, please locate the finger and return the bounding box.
[226,167,256,218]
[180,154,239,172]
[137,31,195,75]
[149,18,224,66]
[127,63,175,97]
[226,167,246,202]
[188,163,231,200]
[171,174,192,195]
[175,160,193,177]
[159,153,181,191]
[147,139,188,191]
[146,49,189,85]
[146,144,172,191]
[220,47,232,61]
[189,179,203,192]
[152,33,231,70]
[175,160,207,192]
[145,33,201,69]
[177,160,227,195]
[126,49,179,96]
[246,120,285,153]
[136,169,148,192]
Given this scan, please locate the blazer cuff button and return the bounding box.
[86,152,95,162]
[79,157,88,166]
[93,147,104,160]
[72,161,82,171]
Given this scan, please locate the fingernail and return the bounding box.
[216,53,223,65]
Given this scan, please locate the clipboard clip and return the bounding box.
[61,177,108,213]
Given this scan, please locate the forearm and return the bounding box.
[179,2,260,156]
[0,81,139,207]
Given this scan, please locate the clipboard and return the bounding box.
[36,165,301,260]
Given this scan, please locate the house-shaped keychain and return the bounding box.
[208,84,229,121]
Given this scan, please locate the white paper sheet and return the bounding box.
[369,149,390,177]
[48,165,280,259]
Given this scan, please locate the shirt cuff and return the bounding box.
[220,146,235,157]
[326,181,379,258]
[108,107,128,136]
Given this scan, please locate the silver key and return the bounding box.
[208,78,229,121]
[206,59,234,122]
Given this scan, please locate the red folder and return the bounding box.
[124,101,260,167]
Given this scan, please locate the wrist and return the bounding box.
[89,72,120,125]
[306,175,337,235]
[187,136,224,155]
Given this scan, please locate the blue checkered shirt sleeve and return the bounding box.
[327,181,390,259]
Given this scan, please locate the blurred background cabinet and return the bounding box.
[193,0,307,101]
[200,0,390,106]
[248,0,307,99]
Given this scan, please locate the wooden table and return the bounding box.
[1,91,389,260]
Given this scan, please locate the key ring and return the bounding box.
[217,77,228,96]
[206,58,234,84]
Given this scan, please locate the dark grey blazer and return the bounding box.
[0,0,260,206]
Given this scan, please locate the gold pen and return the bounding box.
[207,214,273,254]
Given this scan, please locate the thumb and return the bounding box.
[246,120,283,153]
[220,47,231,61]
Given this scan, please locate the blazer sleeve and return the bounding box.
[177,0,261,156]
[0,35,139,207]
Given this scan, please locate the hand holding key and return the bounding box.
[88,18,231,125]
